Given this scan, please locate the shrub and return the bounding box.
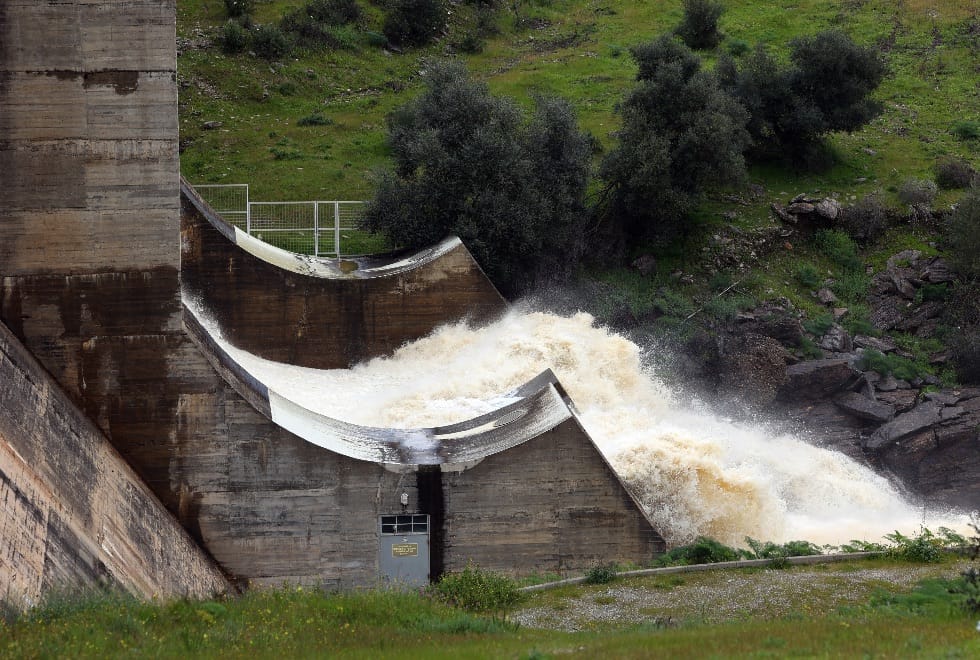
[803,312,834,336]
[281,10,340,50]
[815,229,862,272]
[383,0,447,47]
[252,24,292,59]
[897,178,938,206]
[948,326,980,384]
[656,537,746,566]
[858,349,927,381]
[219,19,250,54]
[675,0,725,50]
[934,157,977,190]
[951,120,980,141]
[718,32,886,166]
[306,0,362,25]
[946,187,980,280]
[746,538,823,558]
[428,564,523,612]
[584,563,618,585]
[885,529,945,563]
[600,36,749,242]
[297,111,333,126]
[726,37,750,57]
[224,0,254,18]
[795,263,822,289]
[839,193,890,245]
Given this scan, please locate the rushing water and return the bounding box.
[206,305,964,547]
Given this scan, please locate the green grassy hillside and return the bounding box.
[177,0,977,203]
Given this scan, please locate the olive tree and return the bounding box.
[362,61,592,295]
[600,36,749,242]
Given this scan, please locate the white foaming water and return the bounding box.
[211,307,965,547]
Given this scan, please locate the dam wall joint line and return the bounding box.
[519,551,885,593]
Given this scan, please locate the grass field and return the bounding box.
[3,557,979,658]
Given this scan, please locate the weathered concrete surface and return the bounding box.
[181,181,507,369]
[442,417,666,575]
[0,321,230,608]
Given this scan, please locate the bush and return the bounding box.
[795,263,822,289]
[718,32,886,165]
[281,10,340,50]
[656,537,745,566]
[726,37,750,57]
[885,529,946,563]
[219,19,250,54]
[935,157,977,190]
[946,187,980,280]
[297,111,333,126]
[839,193,890,245]
[584,564,618,585]
[858,349,927,381]
[428,564,523,612]
[306,0,362,25]
[675,0,725,50]
[814,229,862,272]
[224,0,254,18]
[951,120,980,141]
[384,0,447,47]
[745,538,822,559]
[363,61,592,295]
[897,178,938,206]
[252,24,292,59]
[600,36,749,242]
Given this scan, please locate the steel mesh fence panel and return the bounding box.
[196,184,249,229]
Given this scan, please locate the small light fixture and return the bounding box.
[400,492,409,507]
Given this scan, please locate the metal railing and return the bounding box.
[195,184,367,258]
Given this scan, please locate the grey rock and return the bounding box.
[876,389,919,413]
[863,401,943,450]
[788,202,816,215]
[816,288,839,305]
[887,249,922,270]
[834,391,895,423]
[924,391,960,406]
[777,359,861,401]
[853,335,897,353]
[202,121,223,130]
[814,198,841,220]
[877,374,899,392]
[919,257,955,283]
[818,324,852,352]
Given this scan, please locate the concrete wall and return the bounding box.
[0,321,230,608]
[442,418,665,574]
[181,188,507,370]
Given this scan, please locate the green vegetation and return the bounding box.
[175,0,980,375]
[6,555,980,658]
[362,60,592,294]
[428,563,525,613]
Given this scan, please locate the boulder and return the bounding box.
[919,257,955,283]
[814,198,841,220]
[777,359,861,401]
[818,324,852,352]
[834,391,895,423]
[816,288,839,305]
[863,401,943,451]
[853,335,897,353]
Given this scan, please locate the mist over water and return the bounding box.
[210,306,964,547]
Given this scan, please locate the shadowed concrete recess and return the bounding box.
[1,0,665,601]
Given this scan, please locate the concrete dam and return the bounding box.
[1,0,663,607]
[1,1,968,609]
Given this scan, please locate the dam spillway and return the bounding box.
[0,0,969,608]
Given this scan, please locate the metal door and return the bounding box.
[379,514,430,586]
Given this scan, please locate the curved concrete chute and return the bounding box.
[183,300,575,470]
[180,179,507,369]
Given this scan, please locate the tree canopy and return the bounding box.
[362,61,592,295]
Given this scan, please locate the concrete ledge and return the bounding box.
[519,552,885,592]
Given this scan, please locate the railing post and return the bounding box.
[246,202,252,234]
[334,202,341,258]
[313,202,319,257]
